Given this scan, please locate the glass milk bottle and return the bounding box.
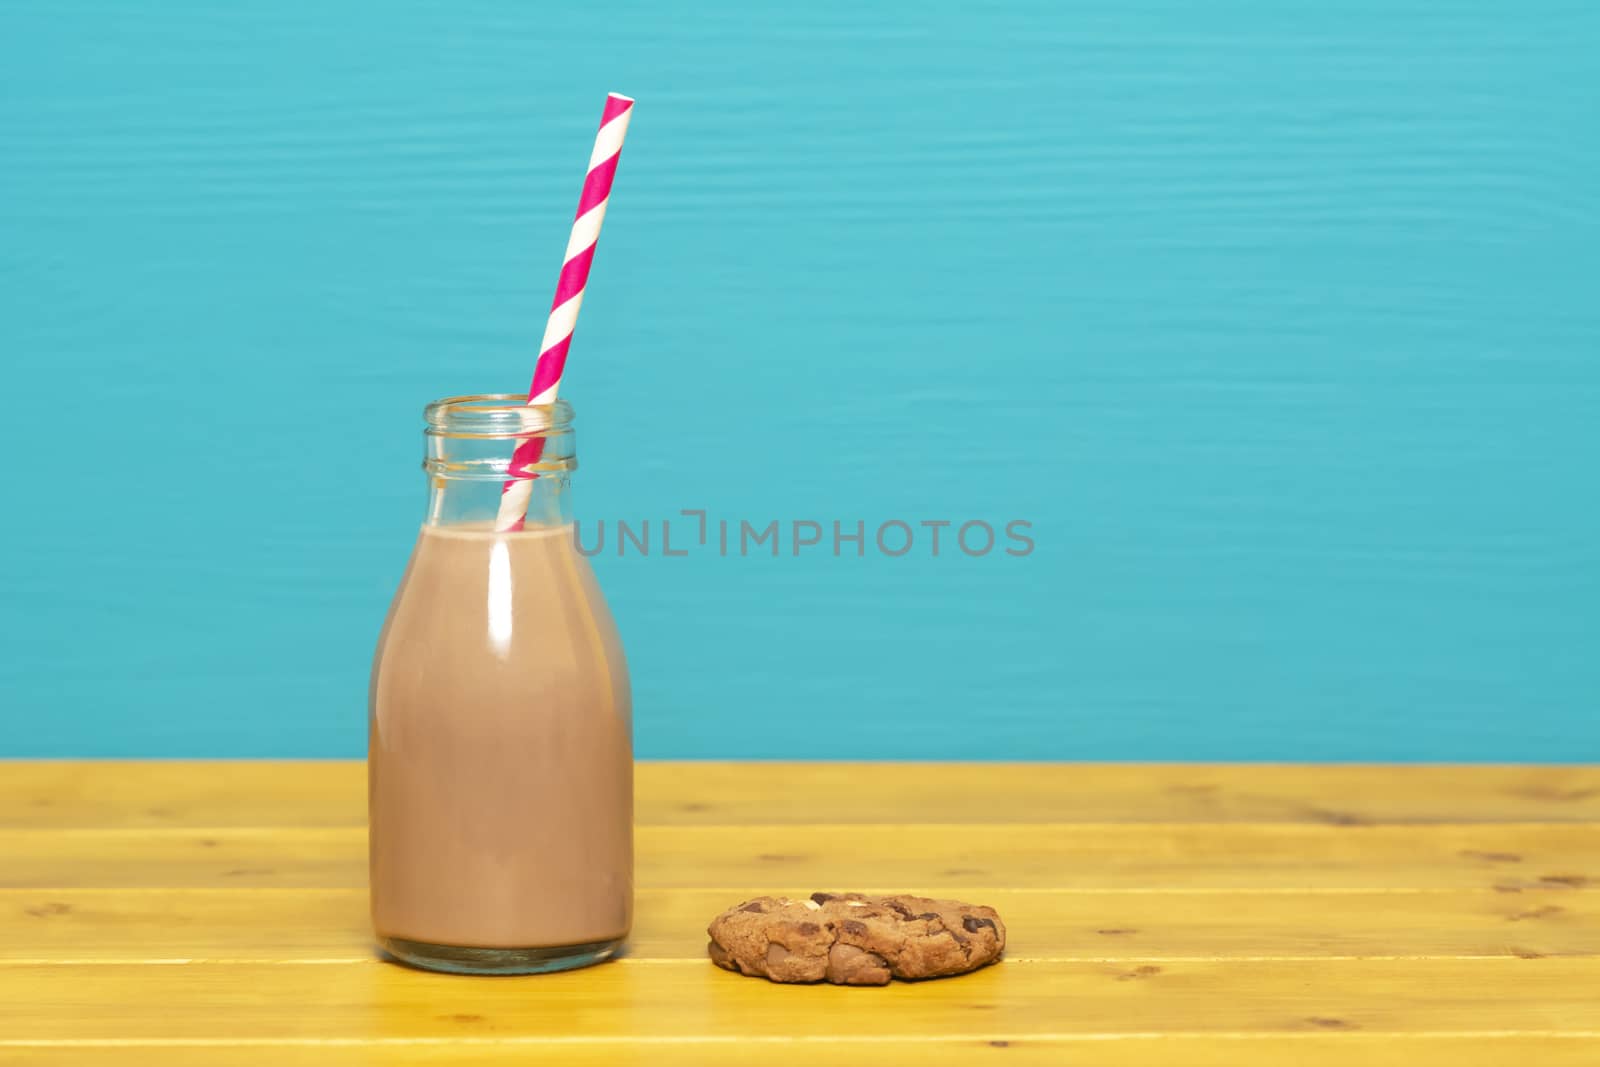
[369,395,632,974]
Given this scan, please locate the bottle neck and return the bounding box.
[425,469,574,529]
[422,395,577,530]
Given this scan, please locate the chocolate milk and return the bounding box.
[369,522,632,952]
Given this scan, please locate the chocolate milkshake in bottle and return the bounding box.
[369,395,632,974]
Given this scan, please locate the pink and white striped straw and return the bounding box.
[496,92,635,531]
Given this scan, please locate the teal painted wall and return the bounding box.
[2,1,1596,759]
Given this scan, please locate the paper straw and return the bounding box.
[496,92,635,531]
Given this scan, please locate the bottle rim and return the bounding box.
[424,394,574,439]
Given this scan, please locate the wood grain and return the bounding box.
[5,762,1599,828]
[1,960,1598,1042]
[2,888,1596,964]
[4,823,1596,890]
[5,1037,1600,1067]
[3,761,1596,1063]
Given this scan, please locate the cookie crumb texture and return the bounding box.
[706,893,1006,985]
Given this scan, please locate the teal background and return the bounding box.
[2,1,1596,759]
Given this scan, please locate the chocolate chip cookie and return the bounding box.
[707,892,1006,985]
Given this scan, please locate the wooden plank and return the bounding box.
[4,1036,1600,1067]
[641,763,1600,827]
[0,960,1597,1042]
[5,763,1597,1063]
[2,824,1596,890]
[0,762,365,830]
[2,888,1597,964]
[5,762,1600,829]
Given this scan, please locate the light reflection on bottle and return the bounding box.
[487,537,514,655]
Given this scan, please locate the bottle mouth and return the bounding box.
[424,394,574,438]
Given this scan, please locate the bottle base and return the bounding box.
[378,934,624,976]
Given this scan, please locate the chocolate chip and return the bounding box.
[740,902,766,913]
[918,912,939,920]
[798,922,821,936]
[841,919,868,936]
[962,916,996,934]
[810,892,836,904]
[885,900,916,920]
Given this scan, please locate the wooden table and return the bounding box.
[2,762,1598,1064]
